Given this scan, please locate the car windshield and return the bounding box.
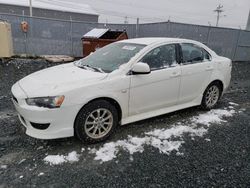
[75,42,146,73]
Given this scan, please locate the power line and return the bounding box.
[34,0,240,28]
[36,0,219,24]
[95,9,165,22]
[38,0,167,22]
[124,16,128,24]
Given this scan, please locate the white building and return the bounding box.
[0,0,99,22]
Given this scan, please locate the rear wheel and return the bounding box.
[74,100,118,143]
[201,83,222,110]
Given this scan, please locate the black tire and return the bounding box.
[74,100,118,143]
[201,82,222,110]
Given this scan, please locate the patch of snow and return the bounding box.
[37,146,44,150]
[146,125,207,139]
[44,155,66,165]
[120,136,149,154]
[0,95,6,100]
[91,108,237,163]
[229,109,236,114]
[205,138,211,142]
[176,151,184,156]
[92,125,208,162]
[44,151,79,165]
[129,156,134,161]
[228,102,239,106]
[18,159,26,165]
[192,109,235,126]
[1,165,7,169]
[38,172,44,176]
[93,142,118,162]
[66,151,79,162]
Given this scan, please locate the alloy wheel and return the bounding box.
[205,85,220,108]
[84,108,113,139]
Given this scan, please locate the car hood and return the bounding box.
[18,63,107,97]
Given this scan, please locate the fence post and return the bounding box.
[206,26,211,46]
[169,21,172,37]
[22,11,28,55]
[136,18,139,38]
[70,16,73,56]
[233,29,241,61]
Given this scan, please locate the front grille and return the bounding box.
[12,94,18,104]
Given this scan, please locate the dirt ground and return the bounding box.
[0,59,249,187]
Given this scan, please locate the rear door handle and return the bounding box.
[205,66,213,71]
[170,72,180,77]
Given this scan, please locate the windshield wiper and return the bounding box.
[82,65,105,73]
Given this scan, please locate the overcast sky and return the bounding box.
[64,0,249,29]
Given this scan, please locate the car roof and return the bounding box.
[119,37,200,46]
[118,37,218,57]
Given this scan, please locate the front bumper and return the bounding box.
[11,83,81,139]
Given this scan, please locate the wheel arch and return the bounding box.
[74,97,123,127]
[201,79,224,110]
[208,79,224,93]
[202,79,224,102]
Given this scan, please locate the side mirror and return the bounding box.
[131,62,151,75]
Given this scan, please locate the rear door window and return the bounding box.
[181,43,211,64]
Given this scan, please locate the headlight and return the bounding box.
[26,96,65,108]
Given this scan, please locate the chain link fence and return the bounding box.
[0,13,250,61]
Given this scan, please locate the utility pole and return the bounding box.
[29,0,33,17]
[214,4,224,27]
[104,18,108,27]
[167,16,171,22]
[246,10,250,31]
[124,16,128,24]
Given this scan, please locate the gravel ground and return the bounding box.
[0,58,249,187]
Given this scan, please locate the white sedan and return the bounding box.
[11,38,232,143]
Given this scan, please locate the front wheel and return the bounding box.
[74,100,118,143]
[201,83,222,110]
